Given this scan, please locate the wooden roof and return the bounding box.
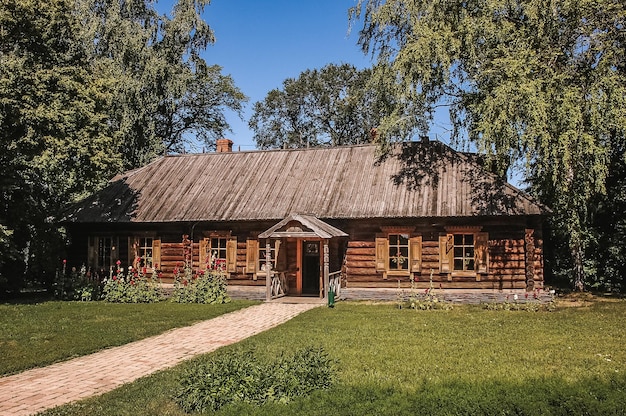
[258,214,349,239]
[63,141,548,223]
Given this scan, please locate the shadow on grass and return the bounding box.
[0,290,54,304]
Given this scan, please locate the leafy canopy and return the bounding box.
[249,63,422,149]
[0,0,246,292]
[352,0,626,290]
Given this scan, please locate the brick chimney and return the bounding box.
[216,138,233,153]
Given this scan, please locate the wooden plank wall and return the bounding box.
[154,232,543,290]
[344,237,544,290]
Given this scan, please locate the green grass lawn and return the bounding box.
[0,300,258,375]
[25,298,626,415]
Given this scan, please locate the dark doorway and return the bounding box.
[302,241,320,295]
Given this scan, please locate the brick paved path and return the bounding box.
[0,302,321,416]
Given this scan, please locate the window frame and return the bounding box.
[453,233,475,272]
[257,238,277,272]
[439,227,488,279]
[200,233,237,274]
[129,235,160,273]
[375,228,421,279]
[88,235,120,271]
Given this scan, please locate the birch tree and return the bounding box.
[352,0,626,291]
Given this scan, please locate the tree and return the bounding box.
[78,0,246,165]
[0,0,119,291]
[352,0,626,291]
[249,63,421,149]
[0,0,246,293]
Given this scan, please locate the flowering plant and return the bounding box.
[101,263,164,303]
[170,266,230,304]
[53,261,101,301]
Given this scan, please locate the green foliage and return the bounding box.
[352,0,626,291]
[174,347,337,413]
[249,63,419,149]
[483,294,556,312]
[170,267,231,304]
[0,0,246,293]
[102,266,163,303]
[53,263,101,301]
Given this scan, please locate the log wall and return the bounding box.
[343,235,544,290]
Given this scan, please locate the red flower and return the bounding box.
[142,267,147,275]
[112,276,117,281]
[183,280,188,286]
[525,292,529,299]
[116,260,121,266]
[63,259,67,264]
[154,263,159,269]
[158,272,163,278]
[130,280,135,285]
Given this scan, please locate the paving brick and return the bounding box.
[0,301,320,416]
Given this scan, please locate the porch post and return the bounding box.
[323,240,329,299]
[265,240,272,301]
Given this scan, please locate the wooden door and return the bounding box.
[302,241,321,296]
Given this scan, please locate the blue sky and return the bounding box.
[159,0,375,151]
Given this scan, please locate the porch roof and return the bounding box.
[258,214,349,239]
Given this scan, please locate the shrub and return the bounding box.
[174,346,338,412]
[53,263,101,301]
[102,264,163,303]
[170,267,230,304]
[483,292,556,312]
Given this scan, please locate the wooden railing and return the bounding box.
[328,270,342,299]
[270,271,287,299]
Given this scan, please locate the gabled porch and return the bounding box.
[258,214,348,301]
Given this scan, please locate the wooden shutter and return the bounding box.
[409,236,422,273]
[439,234,453,273]
[199,238,208,270]
[226,238,237,273]
[375,237,388,272]
[152,239,161,270]
[475,232,488,274]
[245,239,258,274]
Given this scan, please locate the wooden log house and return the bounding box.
[63,139,549,300]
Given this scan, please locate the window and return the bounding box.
[439,229,488,276]
[137,237,154,268]
[375,231,421,278]
[388,234,409,271]
[129,236,160,271]
[89,236,119,270]
[257,239,277,272]
[211,237,227,270]
[200,236,237,273]
[453,234,475,271]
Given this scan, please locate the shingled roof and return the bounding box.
[63,141,548,223]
